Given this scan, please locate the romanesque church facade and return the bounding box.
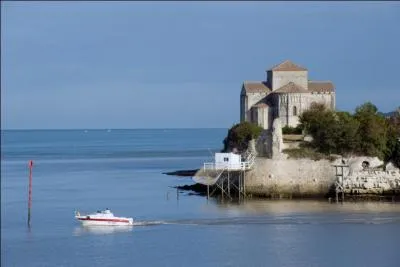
[240,60,336,129]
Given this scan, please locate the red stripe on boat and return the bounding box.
[78,218,130,223]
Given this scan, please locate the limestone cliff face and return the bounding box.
[271,119,285,159]
[246,115,400,197]
[341,157,400,194]
[245,156,400,197]
[255,118,287,158]
[245,157,336,197]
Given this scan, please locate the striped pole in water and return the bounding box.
[28,160,33,227]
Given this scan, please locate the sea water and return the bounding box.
[1,129,400,267]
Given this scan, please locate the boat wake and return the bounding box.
[74,215,400,236]
[161,215,400,226]
[132,220,167,226]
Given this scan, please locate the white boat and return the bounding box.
[74,209,134,226]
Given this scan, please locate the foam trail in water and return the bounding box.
[132,220,167,226]
[150,216,400,226]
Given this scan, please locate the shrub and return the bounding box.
[298,101,400,162]
[222,122,263,153]
[282,125,303,135]
[282,147,337,161]
[299,103,341,154]
[354,102,388,159]
[385,112,400,168]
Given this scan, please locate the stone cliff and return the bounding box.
[245,118,400,198]
[245,155,400,198]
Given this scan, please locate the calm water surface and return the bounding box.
[2,129,400,267]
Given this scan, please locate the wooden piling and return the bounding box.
[243,171,246,197]
[227,171,230,197]
[27,160,33,227]
[239,172,242,201]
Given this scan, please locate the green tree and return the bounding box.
[385,112,400,168]
[354,102,388,159]
[297,101,398,162]
[300,104,360,155]
[223,122,263,153]
[282,125,303,135]
[299,103,339,154]
[335,111,360,155]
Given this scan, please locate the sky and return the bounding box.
[1,1,399,129]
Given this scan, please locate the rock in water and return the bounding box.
[163,169,199,177]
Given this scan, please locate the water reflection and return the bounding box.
[214,200,400,215]
[73,225,133,236]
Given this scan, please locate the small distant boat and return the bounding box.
[75,209,134,226]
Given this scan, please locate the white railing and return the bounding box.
[203,162,216,170]
[195,152,256,186]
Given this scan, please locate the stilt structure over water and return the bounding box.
[193,151,255,200]
[333,164,349,202]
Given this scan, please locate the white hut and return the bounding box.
[214,152,242,170]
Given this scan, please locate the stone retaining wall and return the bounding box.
[245,157,400,198]
[245,158,336,197]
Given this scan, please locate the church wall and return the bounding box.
[277,93,307,127]
[244,92,268,123]
[267,107,273,130]
[307,92,335,110]
[266,71,273,88]
[288,116,300,127]
[330,93,336,109]
[257,107,264,128]
[272,71,308,91]
[256,107,270,130]
[250,107,258,124]
[240,91,247,122]
[278,94,288,126]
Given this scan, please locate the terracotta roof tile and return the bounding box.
[270,60,307,71]
[308,81,335,93]
[253,102,269,108]
[243,81,271,93]
[274,82,308,94]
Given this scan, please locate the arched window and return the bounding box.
[293,106,297,116]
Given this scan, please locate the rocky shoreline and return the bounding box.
[165,156,400,202]
[172,179,400,201]
[163,169,199,177]
[163,122,400,201]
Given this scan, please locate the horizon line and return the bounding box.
[0,127,229,131]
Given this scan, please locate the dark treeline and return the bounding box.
[222,121,263,153]
[300,102,400,168]
[221,102,399,168]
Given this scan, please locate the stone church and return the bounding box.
[240,60,336,129]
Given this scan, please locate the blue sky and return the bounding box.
[1,1,399,129]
